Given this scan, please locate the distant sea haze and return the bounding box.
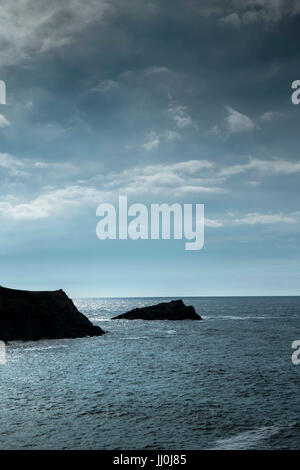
[1,296,300,449]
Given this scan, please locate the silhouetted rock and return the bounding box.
[112,299,201,320]
[0,286,105,341]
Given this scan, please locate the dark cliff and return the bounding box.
[0,286,104,341]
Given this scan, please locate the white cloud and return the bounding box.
[144,66,171,75]
[164,130,181,142]
[210,124,221,136]
[225,106,256,134]
[0,153,22,169]
[205,209,300,228]
[0,114,11,127]
[219,158,300,178]
[91,79,119,93]
[0,185,104,220]
[142,132,160,151]
[260,111,282,123]
[235,212,297,225]
[250,159,300,175]
[212,107,257,137]
[219,12,241,26]
[169,104,193,129]
[1,153,300,222]
[40,36,72,53]
[169,160,213,174]
[260,111,276,122]
[97,160,224,197]
[0,153,27,176]
[205,218,224,228]
[141,129,181,150]
[0,158,223,221]
[176,185,225,194]
[0,152,78,179]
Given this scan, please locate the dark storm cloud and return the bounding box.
[2,1,299,107]
[1,0,300,166]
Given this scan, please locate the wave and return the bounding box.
[20,345,69,352]
[209,425,280,450]
[91,317,112,322]
[202,315,291,320]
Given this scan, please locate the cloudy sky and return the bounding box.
[0,0,300,296]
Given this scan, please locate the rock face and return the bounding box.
[112,299,201,321]
[0,286,104,341]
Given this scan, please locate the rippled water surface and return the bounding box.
[1,296,300,449]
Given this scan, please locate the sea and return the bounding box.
[0,296,300,450]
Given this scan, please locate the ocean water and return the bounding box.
[1,296,300,450]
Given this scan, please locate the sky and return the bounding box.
[0,0,300,297]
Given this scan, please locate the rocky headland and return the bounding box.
[0,286,104,341]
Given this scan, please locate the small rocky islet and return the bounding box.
[112,299,202,321]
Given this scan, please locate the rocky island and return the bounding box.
[0,286,104,342]
[112,299,201,320]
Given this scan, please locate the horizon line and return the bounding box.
[73,294,300,299]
